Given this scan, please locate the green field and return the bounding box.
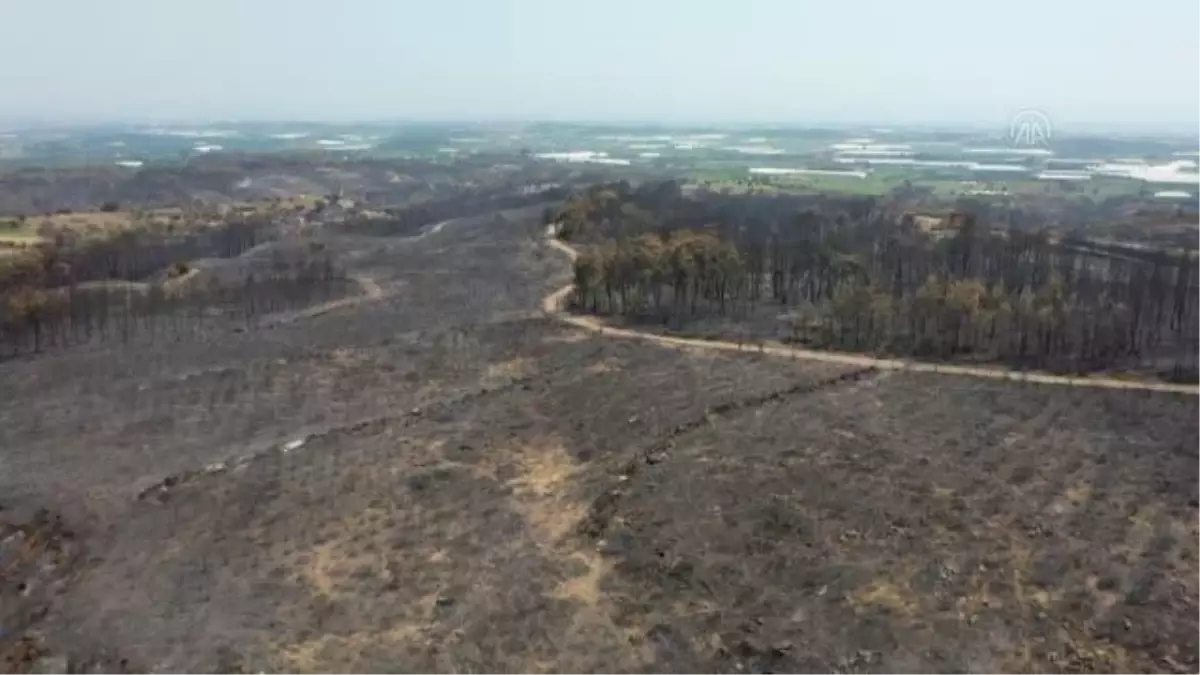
[689,166,1183,203]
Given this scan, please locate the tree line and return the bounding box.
[0,213,348,358]
[0,214,275,292]
[0,246,345,358]
[548,181,1199,381]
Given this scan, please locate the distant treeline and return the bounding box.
[0,215,273,291]
[549,181,1199,380]
[0,247,345,358]
[0,214,347,358]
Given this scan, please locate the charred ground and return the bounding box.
[1,197,1197,673]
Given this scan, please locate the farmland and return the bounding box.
[0,146,1197,673]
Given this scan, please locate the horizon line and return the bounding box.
[2,117,1197,138]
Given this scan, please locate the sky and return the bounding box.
[1,0,1197,132]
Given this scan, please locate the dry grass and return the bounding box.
[501,437,653,671]
[849,578,921,616]
[584,357,624,374]
[485,357,536,384]
[0,196,317,248]
[274,595,439,673]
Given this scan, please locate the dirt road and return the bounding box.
[542,235,1199,395]
[256,273,384,327]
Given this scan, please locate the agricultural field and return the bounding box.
[691,170,1177,203]
[2,188,1196,673]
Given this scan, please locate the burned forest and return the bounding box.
[0,214,348,358]
[1,153,1197,674]
[551,181,1200,381]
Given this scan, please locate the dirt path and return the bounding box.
[353,274,383,300]
[263,215,457,326]
[423,219,450,237]
[258,273,384,327]
[68,267,202,295]
[297,273,383,316]
[541,234,1199,396]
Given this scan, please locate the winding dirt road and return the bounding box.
[294,273,383,317]
[257,273,384,327]
[541,235,1199,395]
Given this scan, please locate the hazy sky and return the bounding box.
[2,0,1197,130]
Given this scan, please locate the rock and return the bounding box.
[29,655,68,674]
